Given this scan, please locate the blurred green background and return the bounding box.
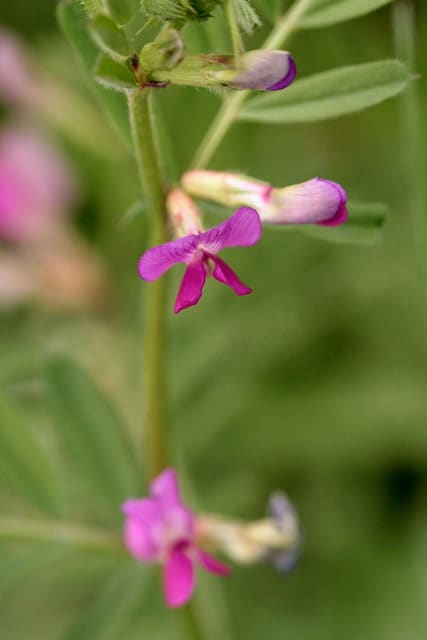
[1,1,427,639]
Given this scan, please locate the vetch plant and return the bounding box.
[0,0,412,637]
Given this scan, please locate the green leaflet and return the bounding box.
[301,0,396,29]
[62,562,150,640]
[240,60,411,124]
[57,0,131,146]
[94,56,137,91]
[302,201,388,245]
[89,14,130,59]
[0,395,63,515]
[104,0,139,26]
[46,356,139,521]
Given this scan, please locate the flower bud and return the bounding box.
[138,29,184,77]
[148,50,296,92]
[183,170,348,226]
[166,188,203,237]
[196,492,300,570]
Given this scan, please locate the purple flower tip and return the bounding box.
[231,50,297,92]
[267,54,297,91]
[138,207,262,313]
[121,468,230,608]
[315,179,348,227]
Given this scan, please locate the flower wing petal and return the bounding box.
[210,255,252,296]
[138,234,199,282]
[121,498,164,561]
[200,207,262,253]
[174,253,207,313]
[164,547,195,608]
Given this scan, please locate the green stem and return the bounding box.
[225,0,244,57]
[190,0,314,169]
[177,604,205,640]
[0,517,124,553]
[128,90,207,640]
[128,89,169,481]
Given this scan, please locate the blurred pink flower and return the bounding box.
[0,126,77,242]
[0,29,37,104]
[122,468,230,608]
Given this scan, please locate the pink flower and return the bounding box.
[122,469,230,608]
[0,30,35,104]
[0,126,76,242]
[183,171,348,226]
[138,207,262,313]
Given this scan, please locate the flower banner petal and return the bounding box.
[150,468,181,508]
[201,207,262,253]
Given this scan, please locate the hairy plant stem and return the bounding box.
[128,89,169,482]
[190,0,314,169]
[128,89,205,640]
[225,0,244,57]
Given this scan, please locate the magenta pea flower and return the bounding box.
[182,171,348,227]
[138,206,262,313]
[122,468,230,608]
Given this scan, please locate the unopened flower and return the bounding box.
[122,468,230,608]
[148,50,296,92]
[0,126,77,243]
[183,170,348,226]
[196,491,300,570]
[166,188,203,237]
[138,206,262,313]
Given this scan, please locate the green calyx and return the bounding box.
[148,53,235,89]
[139,28,184,75]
